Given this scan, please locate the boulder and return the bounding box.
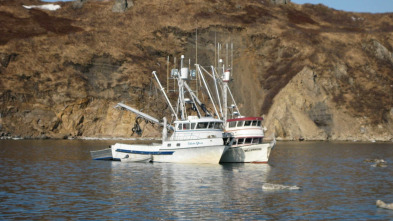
[271,0,291,4]
[72,0,87,9]
[0,53,17,68]
[112,0,134,13]
[376,200,393,210]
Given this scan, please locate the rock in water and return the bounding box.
[112,0,134,13]
[364,158,388,167]
[364,158,386,163]
[376,200,393,210]
[262,183,301,191]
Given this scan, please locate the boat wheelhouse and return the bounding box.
[225,117,264,146]
[221,115,274,163]
[171,116,223,140]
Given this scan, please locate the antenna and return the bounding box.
[166,56,169,92]
[231,43,233,71]
[195,28,198,65]
[173,57,177,92]
[214,32,217,68]
[226,43,228,69]
[180,55,184,68]
[217,43,221,69]
[195,28,199,98]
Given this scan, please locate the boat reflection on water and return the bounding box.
[107,161,272,219]
[3,140,392,219]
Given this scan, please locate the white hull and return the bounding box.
[154,145,227,164]
[112,141,227,164]
[220,140,275,163]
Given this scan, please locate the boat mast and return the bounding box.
[231,42,233,75]
[221,59,228,122]
[195,28,199,98]
[178,55,186,120]
[227,42,240,116]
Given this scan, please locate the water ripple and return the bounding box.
[0,140,392,220]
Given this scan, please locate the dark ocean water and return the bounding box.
[0,140,392,220]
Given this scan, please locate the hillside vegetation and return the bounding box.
[0,0,392,141]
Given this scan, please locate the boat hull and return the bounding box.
[90,148,114,161]
[112,142,227,164]
[220,141,275,163]
[153,145,227,164]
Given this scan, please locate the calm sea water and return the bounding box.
[0,140,392,220]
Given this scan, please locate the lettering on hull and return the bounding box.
[244,147,262,152]
[187,141,204,146]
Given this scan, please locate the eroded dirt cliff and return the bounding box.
[0,0,392,141]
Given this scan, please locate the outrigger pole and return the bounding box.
[115,102,174,131]
[152,71,179,121]
[196,64,221,120]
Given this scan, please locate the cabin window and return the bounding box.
[214,122,222,129]
[245,138,252,144]
[229,122,236,128]
[238,138,244,145]
[183,123,190,130]
[176,143,180,147]
[208,122,215,129]
[197,122,208,129]
[244,121,252,126]
[252,138,260,144]
[237,121,244,127]
[191,123,196,129]
[252,121,258,126]
[257,121,261,126]
[167,143,171,147]
[177,124,182,130]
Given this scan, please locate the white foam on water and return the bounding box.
[262,183,301,191]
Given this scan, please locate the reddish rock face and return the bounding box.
[0,0,392,141]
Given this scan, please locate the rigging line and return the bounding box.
[211,66,223,118]
[196,65,221,120]
[226,84,241,116]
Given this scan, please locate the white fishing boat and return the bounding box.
[201,52,275,163]
[220,116,275,163]
[112,116,226,164]
[92,55,227,164]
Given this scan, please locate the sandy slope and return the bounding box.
[0,0,392,141]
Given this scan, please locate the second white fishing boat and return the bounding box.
[199,55,276,163]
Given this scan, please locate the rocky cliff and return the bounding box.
[0,0,392,141]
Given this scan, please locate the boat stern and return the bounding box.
[90,148,115,161]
